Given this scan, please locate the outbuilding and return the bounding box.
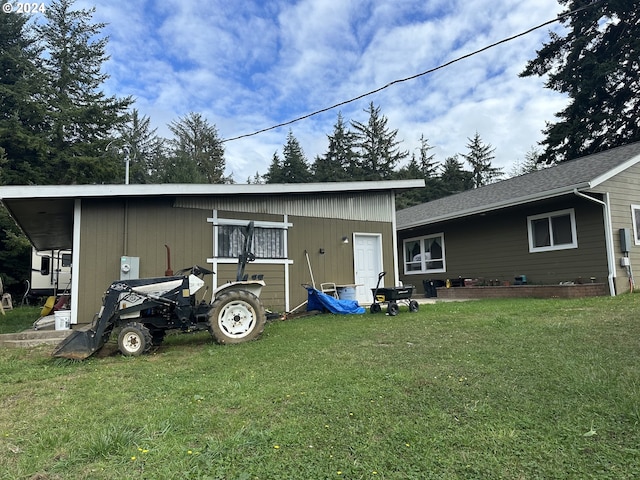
[1,180,423,324]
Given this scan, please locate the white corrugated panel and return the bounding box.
[173,193,393,222]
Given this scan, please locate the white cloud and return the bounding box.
[76,0,568,181]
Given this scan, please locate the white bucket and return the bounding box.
[54,310,71,330]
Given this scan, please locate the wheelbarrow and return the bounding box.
[370,272,419,316]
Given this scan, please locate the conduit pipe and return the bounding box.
[573,189,616,296]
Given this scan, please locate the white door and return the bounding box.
[353,233,383,305]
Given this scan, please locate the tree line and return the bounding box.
[1,0,638,293]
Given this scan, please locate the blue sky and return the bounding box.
[71,0,568,182]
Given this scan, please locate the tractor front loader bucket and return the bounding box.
[51,327,108,360]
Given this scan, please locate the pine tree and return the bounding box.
[460,132,502,188]
[114,109,165,184]
[312,112,357,182]
[416,134,438,178]
[264,151,285,184]
[37,0,132,184]
[509,147,547,177]
[0,10,48,185]
[351,102,408,180]
[167,112,226,183]
[280,130,311,183]
[520,0,640,162]
[439,155,473,196]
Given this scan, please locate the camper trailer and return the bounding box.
[30,249,72,299]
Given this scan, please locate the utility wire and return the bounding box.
[222,0,603,143]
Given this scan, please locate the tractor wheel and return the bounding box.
[369,303,382,314]
[117,322,153,356]
[209,290,266,344]
[409,300,419,312]
[387,302,399,316]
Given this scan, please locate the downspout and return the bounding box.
[573,189,616,296]
[391,191,400,286]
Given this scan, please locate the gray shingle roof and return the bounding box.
[397,141,640,230]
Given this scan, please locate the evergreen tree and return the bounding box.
[264,151,285,184]
[351,102,408,180]
[38,0,132,184]
[416,134,438,178]
[312,112,357,182]
[246,171,264,184]
[395,135,442,208]
[114,109,165,184]
[280,130,311,183]
[509,146,548,177]
[167,112,227,183]
[520,0,640,162]
[439,155,473,196]
[460,132,502,188]
[0,10,48,185]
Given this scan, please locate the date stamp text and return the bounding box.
[3,3,46,14]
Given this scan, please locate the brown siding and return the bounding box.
[287,216,393,308]
[77,199,212,323]
[76,198,396,322]
[398,195,608,294]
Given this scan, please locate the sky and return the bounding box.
[69,0,569,182]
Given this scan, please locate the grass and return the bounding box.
[0,306,41,334]
[1,296,639,479]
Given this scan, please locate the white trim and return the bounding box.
[589,153,640,188]
[527,208,578,253]
[207,217,293,229]
[631,204,640,246]
[70,200,82,325]
[402,233,446,275]
[391,192,400,286]
[0,179,425,200]
[210,258,294,265]
[207,210,294,311]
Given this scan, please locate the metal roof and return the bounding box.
[0,180,424,250]
[397,142,640,230]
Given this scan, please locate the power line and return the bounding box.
[222,0,603,143]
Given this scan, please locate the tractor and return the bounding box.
[52,222,266,360]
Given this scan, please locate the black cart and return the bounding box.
[370,272,419,316]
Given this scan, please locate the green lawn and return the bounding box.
[1,296,639,479]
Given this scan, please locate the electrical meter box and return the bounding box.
[619,228,633,253]
[120,256,140,280]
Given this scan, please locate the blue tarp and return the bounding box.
[305,287,365,315]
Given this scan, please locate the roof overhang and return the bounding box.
[1,180,425,250]
[397,181,592,231]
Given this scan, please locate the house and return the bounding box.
[396,141,640,297]
[0,180,423,324]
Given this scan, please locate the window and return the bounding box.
[218,225,285,259]
[527,209,577,252]
[403,234,445,274]
[631,205,640,245]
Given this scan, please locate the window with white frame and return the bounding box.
[403,234,445,274]
[527,208,577,252]
[631,205,640,245]
[217,224,285,259]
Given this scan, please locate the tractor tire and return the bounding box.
[117,322,153,356]
[209,290,266,344]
